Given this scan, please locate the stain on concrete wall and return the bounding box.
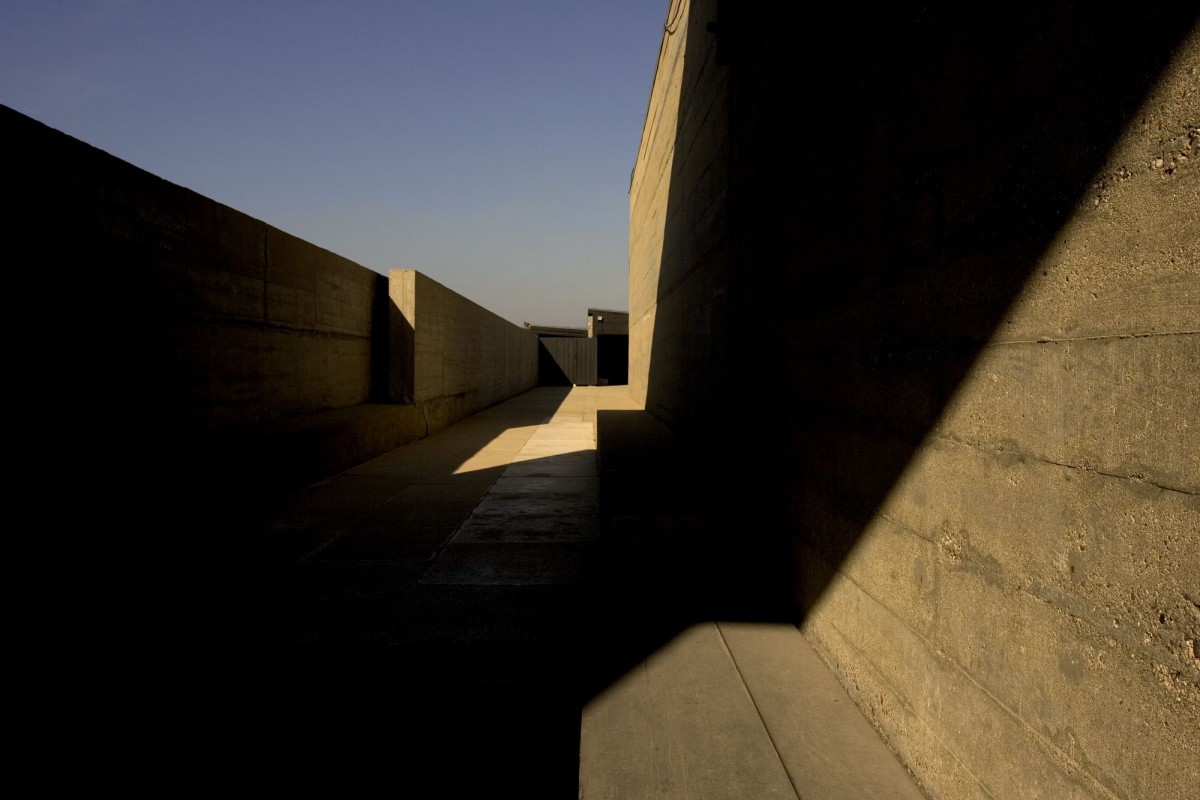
[629,2,1198,798]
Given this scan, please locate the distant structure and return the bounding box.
[527,309,629,387]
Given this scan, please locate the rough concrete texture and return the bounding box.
[628,0,729,433]
[9,104,541,509]
[389,269,538,432]
[7,104,387,428]
[629,2,1198,798]
[805,30,1200,800]
[5,102,434,512]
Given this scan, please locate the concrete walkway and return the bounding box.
[228,386,925,798]
[581,621,927,800]
[232,386,635,796]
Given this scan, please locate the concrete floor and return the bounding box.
[224,386,924,798]
[226,387,632,796]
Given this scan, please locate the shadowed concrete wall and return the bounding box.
[389,269,538,434]
[8,104,533,506]
[6,105,386,428]
[630,2,1198,798]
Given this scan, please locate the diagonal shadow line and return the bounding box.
[593,0,1198,790]
[626,0,1197,640]
[225,387,575,582]
[214,4,1197,796]
[223,388,606,796]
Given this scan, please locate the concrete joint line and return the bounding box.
[1038,458,1197,497]
[991,329,1200,346]
[827,587,1124,800]
[224,317,371,341]
[933,433,1197,496]
[297,484,410,564]
[818,615,1000,800]
[261,227,269,322]
[874,511,942,548]
[858,513,1187,668]
[713,622,803,800]
[654,261,713,304]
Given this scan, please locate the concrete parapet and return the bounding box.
[388,269,537,433]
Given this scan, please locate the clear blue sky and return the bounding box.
[1,1,667,326]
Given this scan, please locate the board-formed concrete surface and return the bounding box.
[8,103,541,510]
[626,3,1199,798]
[6,103,387,428]
[389,268,538,431]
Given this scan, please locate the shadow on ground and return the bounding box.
[211,3,1198,793]
[221,388,597,796]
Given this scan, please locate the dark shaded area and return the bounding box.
[232,592,589,796]
[226,652,584,797]
[534,331,627,387]
[638,0,1197,620]
[370,274,394,402]
[5,104,419,523]
[597,334,629,385]
[387,293,416,404]
[537,338,572,385]
[536,337,592,385]
[217,389,594,796]
[14,1,1195,793]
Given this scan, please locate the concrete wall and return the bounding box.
[793,30,1200,800]
[629,3,1198,799]
[389,269,537,433]
[8,104,534,506]
[8,104,386,430]
[628,0,729,433]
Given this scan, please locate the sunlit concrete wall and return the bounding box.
[389,269,537,434]
[797,34,1199,800]
[629,3,1198,798]
[628,0,728,433]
